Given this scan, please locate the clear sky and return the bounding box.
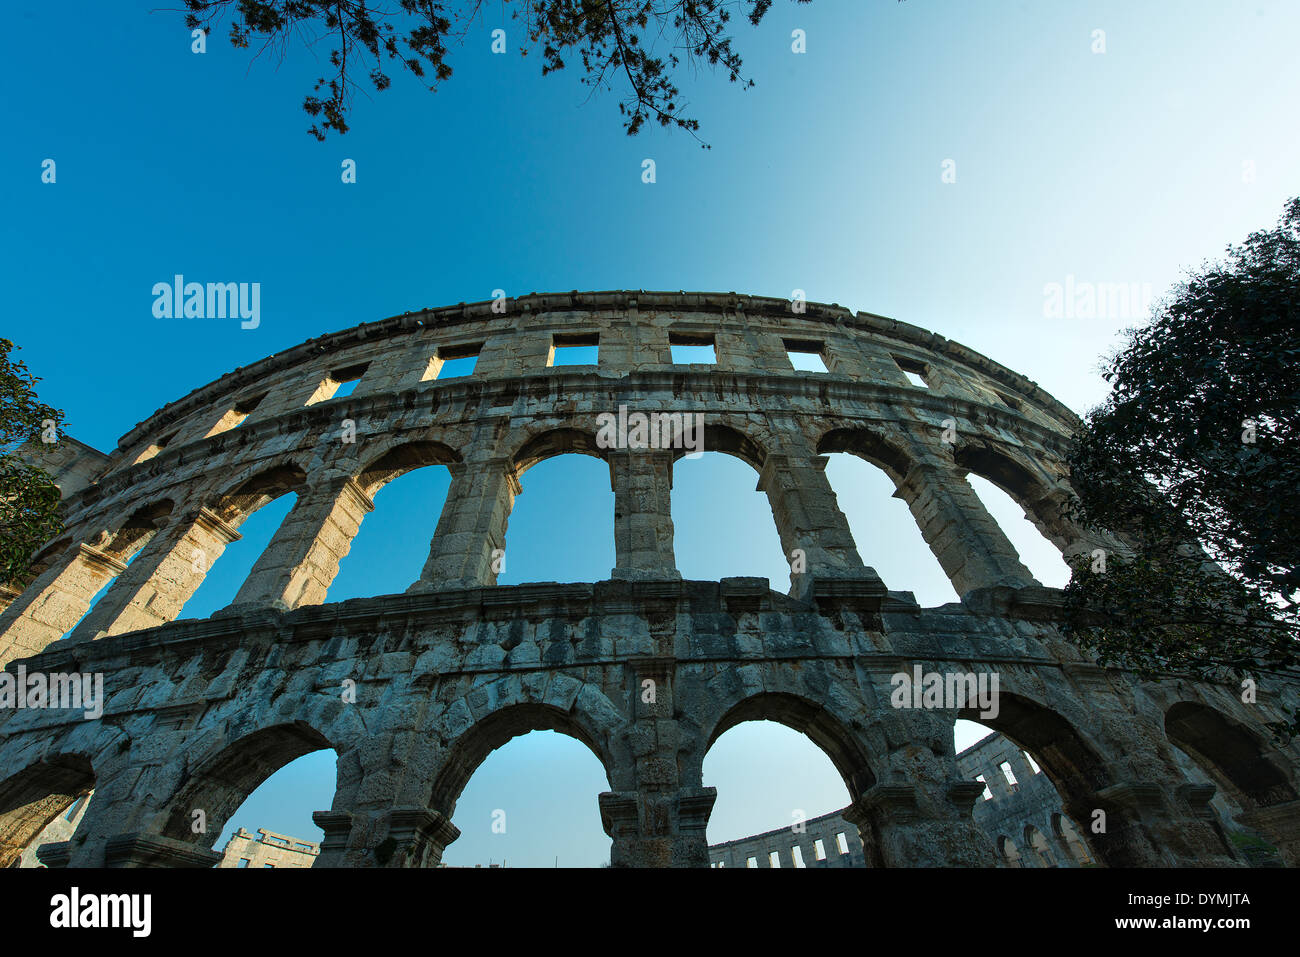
[4,0,1298,866]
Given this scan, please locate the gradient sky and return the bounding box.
[4,0,1298,866]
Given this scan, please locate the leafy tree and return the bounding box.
[1063,197,1300,736]
[0,339,65,587]
[181,0,828,142]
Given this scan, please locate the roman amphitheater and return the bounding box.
[1,290,1297,868]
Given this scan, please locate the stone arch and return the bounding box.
[1164,702,1297,809]
[817,426,915,486]
[211,462,308,527]
[24,536,75,580]
[1052,811,1095,865]
[997,834,1023,867]
[159,720,336,850]
[1024,823,1057,867]
[952,441,1079,559]
[0,754,95,868]
[356,439,461,497]
[99,499,176,562]
[956,692,1115,861]
[671,422,767,472]
[428,702,615,817]
[703,692,877,802]
[512,427,608,476]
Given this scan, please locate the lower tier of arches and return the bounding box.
[1,579,1297,868]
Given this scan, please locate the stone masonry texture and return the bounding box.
[1,290,1298,868]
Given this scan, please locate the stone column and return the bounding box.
[0,543,126,667]
[609,450,680,580]
[409,458,518,591]
[223,477,374,612]
[66,508,242,642]
[1063,780,1239,867]
[842,780,994,867]
[893,462,1035,596]
[599,787,717,867]
[756,452,882,598]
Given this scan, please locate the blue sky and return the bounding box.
[5,0,1299,865]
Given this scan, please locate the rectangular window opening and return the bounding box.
[669,331,717,365]
[894,355,929,388]
[768,851,781,868]
[814,839,827,861]
[976,774,993,801]
[135,430,177,464]
[426,342,482,381]
[746,856,758,868]
[835,833,849,856]
[207,393,267,435]
[1000,760,1019,789]
[784,338,829,373]
[237,858,250,868]
[790,845,805,868]
[549,333,599,367]
[329,362,369,399]
[1023,751,1042,774]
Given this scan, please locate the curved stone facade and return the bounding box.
[1,290,1298,868]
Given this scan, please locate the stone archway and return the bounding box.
[0,755,94,868]
[1165,701,1300,864]
[154,721,336,866]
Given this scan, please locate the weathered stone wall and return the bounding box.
[1,290,1297,868]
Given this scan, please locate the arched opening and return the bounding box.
[1164,702,1297,810]
[955,697,1108,866]
[671,427,785,584]
[160,721,336,862]
[964,474,1071,588]
[953,445,1073,587]
[821,452,958,606]
[1024,824,1058,867]
[212,750,338,868]
[0,755,95,868]
[430,704,612,867]
[703,693,875,868]
[176,465,307,619]
[502,431,614,584]
[60,502,174,640]
[997,835,1023,867]
[1052,812,1095,865]
[329,442,457,600]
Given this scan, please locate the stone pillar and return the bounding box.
[67,508,241,641]
[0,543,125,667]
[756,452,882,598]
[1065,780,1239,867]
[410,458,518,591]
[893,462,1035,596]
[842,780,995,867]
[609,450,680,580]
[374,807,460,868]
[310,810,354,868]
[223,478,374,612]
[599,786,716,867]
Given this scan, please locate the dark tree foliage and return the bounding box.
[181,0,831,143]
[1063,197,1300,736]
[0,339,65,586]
